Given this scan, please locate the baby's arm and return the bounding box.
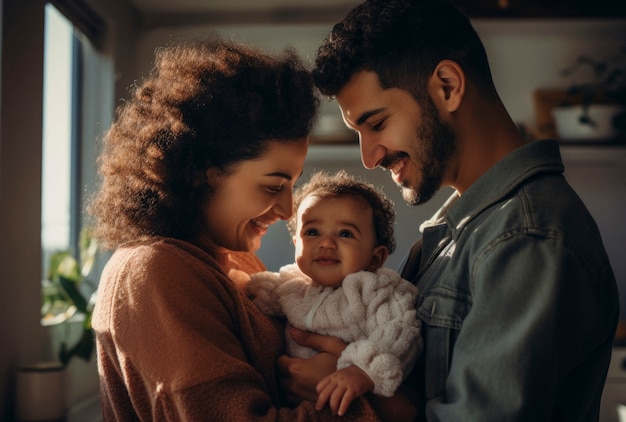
[337,269,422,396]
[315,365,374,416]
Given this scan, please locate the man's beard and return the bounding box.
[402,97,456,206]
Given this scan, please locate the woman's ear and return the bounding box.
[197,167,223,189]
[429,59,465,113]
[367,246,389,272]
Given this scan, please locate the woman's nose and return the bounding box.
[273,190,293,220]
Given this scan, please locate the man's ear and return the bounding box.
[367,246,389,272]
[429,59,465,113]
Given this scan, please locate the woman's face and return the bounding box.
[200,139,308,253]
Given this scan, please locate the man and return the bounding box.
[281,0,619,419]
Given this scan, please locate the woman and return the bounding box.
[89,39,382,420]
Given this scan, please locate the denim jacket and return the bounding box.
[401,139,618,421]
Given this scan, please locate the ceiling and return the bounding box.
[126,0,362,25]
[128,0,355,13]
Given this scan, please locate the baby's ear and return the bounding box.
[292,236,297,246]
[367,245,389,272]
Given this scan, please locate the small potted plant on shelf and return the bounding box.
[552,46,626,141]
[41,229,99,366]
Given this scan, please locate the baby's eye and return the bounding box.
[339,230,354,238]
[304,228,319,236]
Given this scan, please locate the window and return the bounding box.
[41,4,75,266]
[41,3,114,325]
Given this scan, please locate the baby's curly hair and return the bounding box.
[287,170,396,254]
[89,38,319,249]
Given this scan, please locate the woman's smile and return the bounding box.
[251,218,270,232]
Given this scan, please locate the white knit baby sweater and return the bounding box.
[247,264,422,397]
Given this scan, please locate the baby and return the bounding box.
[247,170,422,416]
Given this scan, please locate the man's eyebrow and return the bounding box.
[356,108,385,126]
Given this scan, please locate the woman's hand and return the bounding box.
[276,326,347,405]
[288,326,347,356]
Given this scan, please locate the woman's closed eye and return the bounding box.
[265,185,283,194]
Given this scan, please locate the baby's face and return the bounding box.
[293,195,384,288]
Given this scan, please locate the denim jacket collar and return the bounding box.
[444,139,564,239]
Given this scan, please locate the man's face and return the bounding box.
[335,71,456,205]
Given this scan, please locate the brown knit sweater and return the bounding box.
[92,238,381,421]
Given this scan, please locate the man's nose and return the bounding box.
[359,134,384,170]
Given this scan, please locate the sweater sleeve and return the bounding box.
[337,268,422,397]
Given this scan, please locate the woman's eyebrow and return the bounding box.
[265,170,304,180]
[265,172,293,180]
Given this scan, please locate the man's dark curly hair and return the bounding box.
[286,170,396,254]
[89,39,319,250]
[313,0,496,102]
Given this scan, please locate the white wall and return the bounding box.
[136,19,626,127]
[474,19,626,125]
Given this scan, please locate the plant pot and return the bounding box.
[16,362,66,421]
[552,104,625,141]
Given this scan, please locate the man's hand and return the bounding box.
[315,365,374,416]
[277,327,347,405]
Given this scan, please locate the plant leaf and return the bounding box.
[59,275,89,314]
[57,254,80,281]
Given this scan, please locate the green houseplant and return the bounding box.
[554,46,626,140]
[41,229,98,366]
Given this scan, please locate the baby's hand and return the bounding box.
[315,365,374,416]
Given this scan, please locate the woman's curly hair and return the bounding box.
[286,170,396,254]
[313,0,496,102]
[89,39,319,249]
